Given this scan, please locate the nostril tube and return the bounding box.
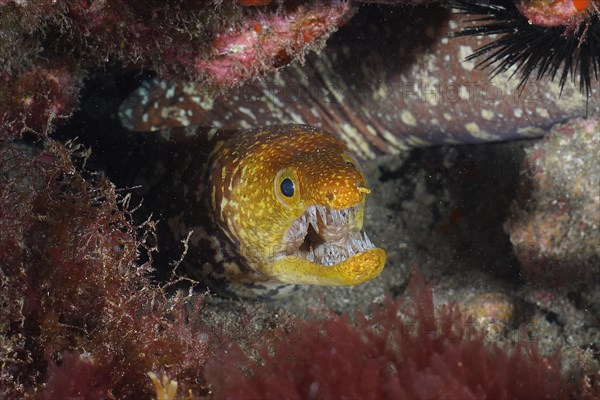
[326,192,335,202]
[356,184,371,195]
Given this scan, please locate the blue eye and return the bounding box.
[280,178,295,197]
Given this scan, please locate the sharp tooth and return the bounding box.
[327,209,334,225]
[333,210,341,224]
[357,235,365,251]
[309,206,317,225]
[350,236,358,252]
[315,245,324,260]
[309,206,319,234]
[318,206,327,222]
[364,231,373,247]
[308,246,315,262]
[329,251,337,265]
[332,246,340,259]
[348,245,355,257]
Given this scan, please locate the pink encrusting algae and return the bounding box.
[0,0,354,140]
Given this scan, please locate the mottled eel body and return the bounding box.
[136,124,385,298]
[121,6,598,159]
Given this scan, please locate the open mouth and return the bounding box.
[281,204,376,266]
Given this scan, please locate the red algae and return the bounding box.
[0,0,354,138]
[0,138,209,398]
[38,352,110,400]
[0,61,84,141]
[206,269,569,400]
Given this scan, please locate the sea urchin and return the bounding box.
[449,0,600,99]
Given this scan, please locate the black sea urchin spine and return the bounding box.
[448,0,600,99]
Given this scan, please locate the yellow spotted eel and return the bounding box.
[133,124,385,298]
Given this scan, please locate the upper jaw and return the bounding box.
[280,204,376,266]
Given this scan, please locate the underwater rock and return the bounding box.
[0,0,353,139]
[505,117,600,287]
[464,291,515,336]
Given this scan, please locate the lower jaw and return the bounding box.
[263,247,386,286]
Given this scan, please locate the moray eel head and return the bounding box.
[209,125,386,286]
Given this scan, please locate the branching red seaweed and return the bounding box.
[0,138,209,398]
[206,269,570,399]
